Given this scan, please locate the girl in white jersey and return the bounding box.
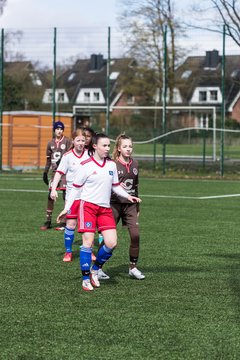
[57,133,142,292]
[50,128,88,262]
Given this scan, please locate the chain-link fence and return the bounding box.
[0,26,240,173]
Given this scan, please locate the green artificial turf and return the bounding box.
[1,174,240,359]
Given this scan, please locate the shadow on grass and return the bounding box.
[206,253,240,261]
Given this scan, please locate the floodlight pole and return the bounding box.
[220,24,226,177]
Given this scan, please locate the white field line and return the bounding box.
[0,188,47,193]
[0,188,240,200]
[140,194,240,200]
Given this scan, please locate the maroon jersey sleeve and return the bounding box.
[110,158,139,203]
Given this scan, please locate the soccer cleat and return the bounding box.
[40,221,52,230]
[91,252,96,261]
[90,269,100,288]
[63,252,72,262]
[82,279,94,292]
[129,267,145,280]
[98,268,110,280]
[55,223,66,231]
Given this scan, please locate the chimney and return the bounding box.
[90,54,104,71]
[204,50,219,69]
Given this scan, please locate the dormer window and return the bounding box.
[76,88,105,104]
[191,87,221,103]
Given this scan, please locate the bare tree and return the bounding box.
[0,0,7,15]
[210,0,240,46]
[117,0,185,104]
[187,0,240,47]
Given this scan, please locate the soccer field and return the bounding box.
[1,174,240,359]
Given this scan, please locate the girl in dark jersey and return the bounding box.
[110,134,145,280]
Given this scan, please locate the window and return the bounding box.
[48,92,53,102]
[210,90,218,101]
[84,92,90,102]
[109,71,119,80]
[199,91,207,102]
[58,92,65,102]
[68,72,76,81]
[127,94,135,104]
[93,92,100,102]
[30,72,42,86]
[231,69,240,78]
[181,70,192,79]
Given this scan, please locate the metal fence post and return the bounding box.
[220,24,226,176]
[52,27,57,131]
[0,28,4,172]
[106,26,110,135]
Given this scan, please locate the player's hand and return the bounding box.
[57,209,67,223]
[50,189,58,201]
[43,171,49,186]
[128,195,142,203]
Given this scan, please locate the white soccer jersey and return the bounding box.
[56,148,89,199]
[70,157,120,208]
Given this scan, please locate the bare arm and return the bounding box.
[50,172,62,200]
[113,185,141,203]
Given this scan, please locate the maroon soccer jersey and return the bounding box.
[45,136,72,173]
[111,158,139,204]
[44,135,72,191]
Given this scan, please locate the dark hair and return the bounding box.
[88,133,109,157]
[84,126,95,136]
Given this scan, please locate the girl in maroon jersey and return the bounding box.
[110,134,145,280]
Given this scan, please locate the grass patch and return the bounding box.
[1,174,240,359]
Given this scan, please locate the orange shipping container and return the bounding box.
[2,111,73,170]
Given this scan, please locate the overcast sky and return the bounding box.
[1,0,119,28]
[1,0,239,66]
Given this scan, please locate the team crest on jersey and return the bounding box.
[109,171,113,176]
[133,168,138,175]
[85,222,92,228]
[61,144,66,150]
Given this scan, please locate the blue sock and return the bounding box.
[80,246,92,280]
[64,227,74,253]
[92,245,113,271]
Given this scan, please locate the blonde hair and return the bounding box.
[112,134,132,161]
